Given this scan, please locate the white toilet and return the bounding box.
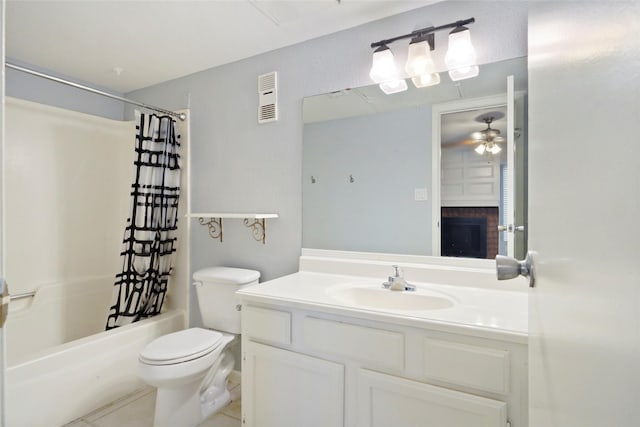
[138,267,260,427]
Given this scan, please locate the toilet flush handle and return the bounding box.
[192,281,203,288]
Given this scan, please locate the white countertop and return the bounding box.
[237,271,528,344]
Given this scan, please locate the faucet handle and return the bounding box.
[392,265,403,278]
[388,266,408,291]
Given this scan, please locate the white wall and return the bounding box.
[5,60,126,121]
[126,1,527,327]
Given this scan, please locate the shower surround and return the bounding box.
[3,98,190,426]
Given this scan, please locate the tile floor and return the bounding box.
[63,373,241,427]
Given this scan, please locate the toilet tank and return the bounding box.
[193,267,260,334]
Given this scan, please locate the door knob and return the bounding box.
[496,251,535,287]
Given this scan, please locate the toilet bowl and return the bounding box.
[139,328,235,427]
[138,267,260,427]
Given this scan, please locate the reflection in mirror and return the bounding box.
[302,57,527,259]
[437,97,527,260]
[440,106,508,260]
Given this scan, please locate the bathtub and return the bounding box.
[5,277,185,426]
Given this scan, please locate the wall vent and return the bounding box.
[258,71,278,124]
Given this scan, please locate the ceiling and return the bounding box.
[440,106,507,148]
[303,56,526,151]
[6,0,439,93]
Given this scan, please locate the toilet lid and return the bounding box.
[193,266,260,285]
[140,328,223,365]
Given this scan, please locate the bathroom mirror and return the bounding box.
[302,56,527,259]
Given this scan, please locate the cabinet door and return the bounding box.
[243,341,344,427]
[358,369,507,427]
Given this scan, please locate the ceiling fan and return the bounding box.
[471,116,504,155]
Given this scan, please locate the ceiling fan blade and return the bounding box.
[443,138,478,148]
[470,131,485,140]
[493,136,506,143]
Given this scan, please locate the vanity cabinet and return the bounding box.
[240,303,527,427]
[358,369,506,427]
[243,341,345,427]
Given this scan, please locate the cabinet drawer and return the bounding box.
[303,317,404,371]
[423,338,510,394]
[242,305,291,345]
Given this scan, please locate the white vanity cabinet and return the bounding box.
[243,341,345,427]
[357,369,506,427]
[240,302,527,427]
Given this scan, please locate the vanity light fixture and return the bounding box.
[369,45,398,83]
[379,78,409,94]
[369,17,477,93]
[405,34,440,88]
[445,25,479,81]
[369,46,408,94]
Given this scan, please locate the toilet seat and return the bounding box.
[140,328,223,366]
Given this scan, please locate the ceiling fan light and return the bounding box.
[369,45,397,83]
[475,144,486,155]
[472,117,504,147]
[379,79,408,95]
[488,144,502,154]
[405,37,436,78]
[445,26,479,81]
[411,72,440,88]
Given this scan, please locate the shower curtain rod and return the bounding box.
[5,62,186,121]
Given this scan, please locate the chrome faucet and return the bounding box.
[382,265,416,292]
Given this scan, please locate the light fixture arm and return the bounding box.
[370,17,475,49]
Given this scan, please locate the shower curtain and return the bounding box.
[106,112,181,330]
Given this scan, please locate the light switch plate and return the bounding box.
[414,188,428,201]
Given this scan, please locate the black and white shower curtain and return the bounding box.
[106,112,181,330]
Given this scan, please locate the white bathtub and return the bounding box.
[5,277,185,426]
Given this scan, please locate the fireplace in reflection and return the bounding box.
[441,207,499,259]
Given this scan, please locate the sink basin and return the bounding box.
[326,285,454,311]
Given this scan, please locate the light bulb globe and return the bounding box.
[370,46,398,83]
